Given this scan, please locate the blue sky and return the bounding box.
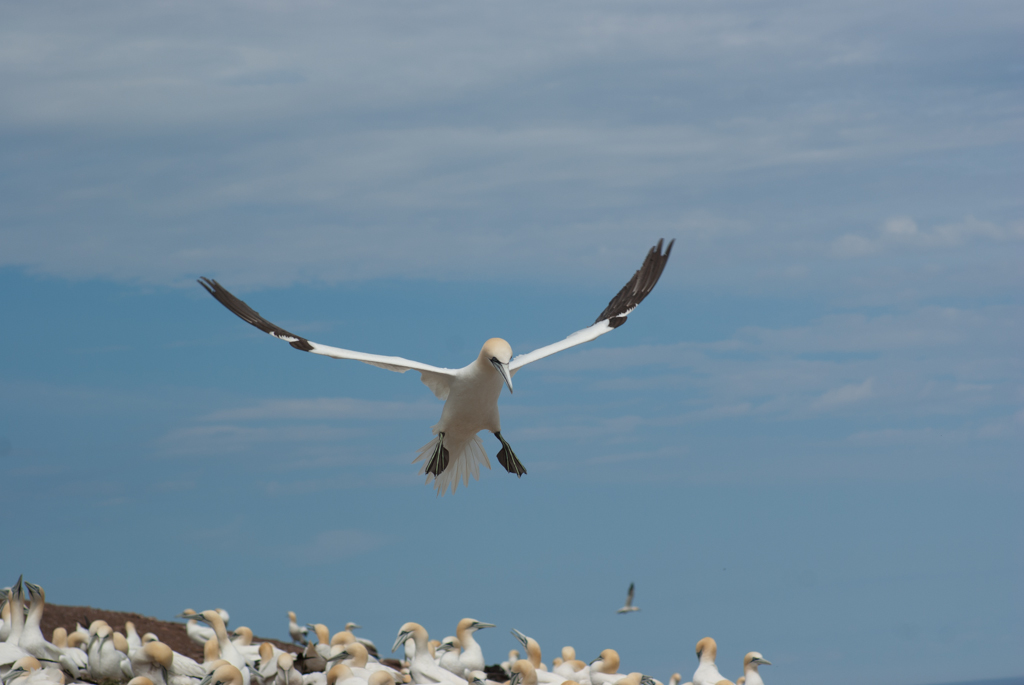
[1,2,1022,684]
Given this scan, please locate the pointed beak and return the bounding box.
[758,659,772,666]
[491,359,513,394]
[510,672,522,685]
[510,629,527,649]
[474,622,495,630]
[392,631,412,654]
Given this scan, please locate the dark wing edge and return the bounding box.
[594,239,674,329]
[198,277,314,352]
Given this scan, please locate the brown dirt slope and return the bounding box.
[40,603,300,661]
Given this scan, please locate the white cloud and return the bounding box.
[810,378,874,410]
[833,217,1023,257]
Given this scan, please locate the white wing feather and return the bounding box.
[510,239,673,374]
[198,278,455,400]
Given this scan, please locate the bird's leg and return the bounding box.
[425,432,450,476]
[494,431,527,477]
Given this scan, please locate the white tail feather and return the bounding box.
[413,433,492,496]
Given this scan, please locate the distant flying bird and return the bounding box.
[616,583,640,614]
[199,239,673,495]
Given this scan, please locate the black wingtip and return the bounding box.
[594,239,674,325]
[198,277,314,352]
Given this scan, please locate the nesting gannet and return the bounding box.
[734,680,743,685]
[326,664,367,685]
[615,584,639,615]
[131,642,204,685]
[510,660,541,685]
[88,625,133,683]
[268,654,302,685]
[667,675,680,685]
[690,639,725,685]
[199,663,244,685]
[191,612,252,685]
[202,637,221,671]
[553,661,588,685]
[327,643,400,682]
[229,629,262,663]
[612,675,656,685]
[1,580,30,674]
[588,651,625,685]
[739,654,769,685]
[500,651,519,677]
[287,614,308,646]
[391,624,465,685]
[19,583,83,678]
[3,656,65,685]
[509,632,564,684]
[452,620,492,675]
[343,625,376,655]
[176,612,215,648]
[435,638,461,678]
[199,239,674,495]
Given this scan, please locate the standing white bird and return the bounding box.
[176,612,215,648]
[199,240,673,495]
[615,584,640,614]
[690,639,726,685]
[287,614,308,647]
[391,623,465,685]
[739,653,769,685]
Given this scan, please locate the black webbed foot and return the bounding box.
[494,431,527,477]
[425,432,450,476]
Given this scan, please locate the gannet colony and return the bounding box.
[0,579,772,685]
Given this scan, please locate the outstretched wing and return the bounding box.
[198,278,456,400]
[509,239,674,373]
[625,582,635,608]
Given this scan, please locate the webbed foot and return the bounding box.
[425,432,450,476]
[494,431,527,477]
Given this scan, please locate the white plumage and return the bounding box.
[199,240,673,494]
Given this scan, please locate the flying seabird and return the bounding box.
[199,239,673,495]
[615,584,640,614]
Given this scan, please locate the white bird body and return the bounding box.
[691,639,725,685]
[740,653,770,685]
[509,632,561,685]
[554,662,588,685]
[19,587,84,680]
[1,581,30,672]
[199,240,674,495]
[588,650,625,685]
[287,614,307,646]
[453,620,493,675]
[436,639,462,678]
[131,642,203,685]
[177,612,215,648]
[392,624,466,685]
[192,612,252,685]
[4,657,64,685]
[89,627,134,683]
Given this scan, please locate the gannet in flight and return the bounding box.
[199,239,673,494]
[615,584,639,614]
